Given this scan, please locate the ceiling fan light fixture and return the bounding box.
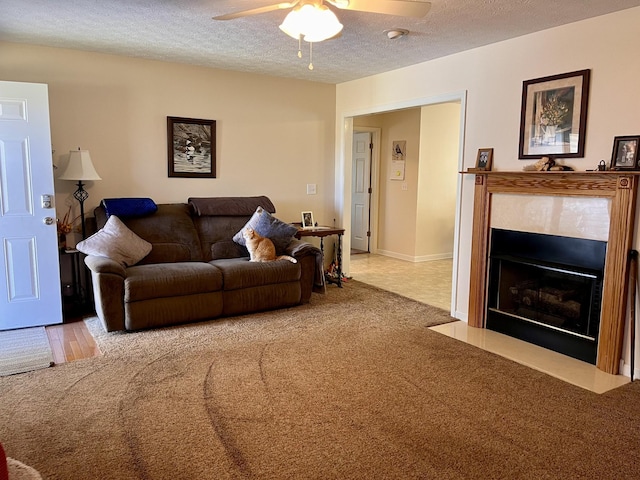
[279,3,343,43]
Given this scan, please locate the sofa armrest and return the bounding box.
[284,239,325,295]
[84,255,126,277]
[84,255,126,332]
[284,238,315,257]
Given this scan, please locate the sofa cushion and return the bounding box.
[76,215,152,267]
[145,243,194,263]
[192,216,251,262]
[124,262,223,302]
[211,240,248,260]
[222,283,301,316]
[232,206,298,253]
[189,196,275,216]
[211,257,300,291]
[94,204,204,264]
[125,292,224,332]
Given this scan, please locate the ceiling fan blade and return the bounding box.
[213,2,299,20]
[328,0,431,18]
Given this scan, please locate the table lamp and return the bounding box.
[58,148,101,239]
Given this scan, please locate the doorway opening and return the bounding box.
[342,92,467,316]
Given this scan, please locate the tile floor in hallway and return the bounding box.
[347,253,629,393]
[348,254,452,311]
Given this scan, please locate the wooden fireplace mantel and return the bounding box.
[467,171,639,374]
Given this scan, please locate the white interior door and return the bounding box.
[0,81,62,330]
[351,131,371,252]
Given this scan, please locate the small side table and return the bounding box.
[295,226,345,287]
[59,248,93,319]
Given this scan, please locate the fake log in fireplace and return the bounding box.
[487,229,606,364]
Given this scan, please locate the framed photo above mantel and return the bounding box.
[610,135,640,170]
[167,116,216,178]
[518,69,590,160]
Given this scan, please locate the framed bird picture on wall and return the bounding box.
[167,116,216,178]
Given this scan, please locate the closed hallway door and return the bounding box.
[351,131,372,252]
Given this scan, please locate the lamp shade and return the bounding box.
[279,3,343,43]
[58,149,101,181]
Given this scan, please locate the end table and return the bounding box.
[295,226,345,287]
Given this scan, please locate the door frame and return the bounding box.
[338,91,467,317]
[352,127,381,254]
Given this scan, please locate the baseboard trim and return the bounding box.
[454,311,468,322]
[376,249,453,263]
[619,360,640,379]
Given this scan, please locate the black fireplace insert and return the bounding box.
[487,229,607,364]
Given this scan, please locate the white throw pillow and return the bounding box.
[76,215,152,267]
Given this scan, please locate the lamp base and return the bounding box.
[72,180,89,239]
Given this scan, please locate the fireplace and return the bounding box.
[487,229,606,364]
[467,172,638,374]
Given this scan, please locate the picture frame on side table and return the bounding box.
[610,135,640,170]
[301,211,315,229]
[167,116,216,178]
[475,148,494,171]
[518,69,590,159]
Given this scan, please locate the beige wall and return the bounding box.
[337,7,640,373]
[377,109,422,257]
[0,42,336,227]
[416,102,460,259]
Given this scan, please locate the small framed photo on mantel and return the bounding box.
[610,135,640,170]
[475,148,493,171]
[467,148,493,172]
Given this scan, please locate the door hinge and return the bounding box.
[369,143,373,150]
[367,231,371,237]
[368,187,372,194]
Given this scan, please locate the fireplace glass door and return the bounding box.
[487,229,606,364]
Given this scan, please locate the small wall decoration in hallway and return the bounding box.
[390,140,406,180]
[610,135,640,170]
[167,117,216,178]
[392,140,406,161]
[518,69,590,159]
[475,148,493,171]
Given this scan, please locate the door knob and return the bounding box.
[43,217,55,225]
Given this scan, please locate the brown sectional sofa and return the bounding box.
[84,196,324,332]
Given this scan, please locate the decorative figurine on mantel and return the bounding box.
[523,155,573,171]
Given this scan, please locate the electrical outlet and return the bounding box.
[307,183,317,195]
[402,182,408,191]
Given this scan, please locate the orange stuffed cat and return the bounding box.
[242,227,297,263]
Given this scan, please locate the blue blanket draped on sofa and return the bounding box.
[102,198,158,218]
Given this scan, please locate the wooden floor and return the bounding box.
[46,319,101,364]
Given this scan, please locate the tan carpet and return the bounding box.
[1,281,640,479]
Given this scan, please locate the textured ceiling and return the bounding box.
[2,0,640,84]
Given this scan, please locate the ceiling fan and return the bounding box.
[213,0,431,70]
[213,1,432,22]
